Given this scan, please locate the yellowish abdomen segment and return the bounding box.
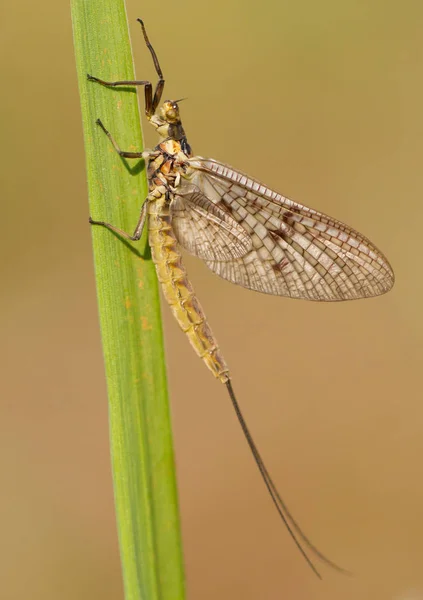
[148,196,229,383]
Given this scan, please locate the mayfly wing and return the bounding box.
[171,186,252,260]
[175,158,394,301]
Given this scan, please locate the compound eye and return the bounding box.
[168,103,179,120]
[164,100,178,120]
[159,101,180,123]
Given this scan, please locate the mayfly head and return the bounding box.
[159,100,181,124]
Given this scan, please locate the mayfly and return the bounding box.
[87,19,394,578]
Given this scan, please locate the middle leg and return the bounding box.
[95,118,147,159]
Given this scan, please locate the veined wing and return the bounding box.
[171,186,252,261]
[174,157,394,301]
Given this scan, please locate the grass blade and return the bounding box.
[71,1,186,598]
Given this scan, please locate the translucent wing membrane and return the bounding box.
[171,186,252,261]
[174,158,394,301]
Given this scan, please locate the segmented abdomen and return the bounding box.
[148,195,229,383]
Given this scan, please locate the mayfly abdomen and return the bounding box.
[148,196,230,383]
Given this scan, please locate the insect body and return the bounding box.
[87,19,394,578]
[147,149,231,383]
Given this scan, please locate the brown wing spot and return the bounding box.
[272,257,291,273]
[283,210,295,222]
[217,200,233,215]
[251,197,263,210]
[269,226,294,244]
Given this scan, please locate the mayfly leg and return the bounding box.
[94,118,144,159]
[89,116,158,240]
[87,19,164,117]
[90,200,148,241]
[136,18,164,113]
[89,120,149,241]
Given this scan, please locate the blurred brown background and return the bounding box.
[1,0,422,598]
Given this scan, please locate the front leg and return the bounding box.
[87,20,165,119]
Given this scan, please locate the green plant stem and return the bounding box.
[71,1,186,598]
